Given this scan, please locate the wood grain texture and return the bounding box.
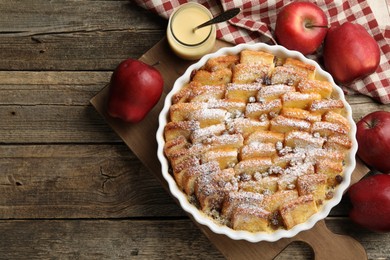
[0,218,388,260]
[0,0,389,259]
[0,219,224,259]
[0,144,183,218]
[0,1,165,70]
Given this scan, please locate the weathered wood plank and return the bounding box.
[0,71,117,142]
[0,1,166,70]
[0,105,121,143]
[0,219,224,260]
[325,218,390,260]
[0,1,163,33]
[0,144,182,218]
[0,218,388,259]
[345,95,390,121]
[0,31,165,70]
[0,71,111,105]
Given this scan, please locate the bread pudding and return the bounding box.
[160,46,355,234]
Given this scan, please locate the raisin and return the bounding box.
[269,212,284,229]
[335,175,343,184]
[325,191,334,200]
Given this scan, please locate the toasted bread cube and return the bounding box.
[281,92,322,109]
[201,148,238,169]
[283,58,316,79]
[245,99,282,120]
[306,148,344,163]
[195,183,226,212]
[280,195,318,229]
[296,78,333,98]
[257,84,295,102]
[231,205,273,232]
[272,152,306,169]
[245,130,285,145]
[199,133,244,150]
[312,121,349,137]
[232,63,271,84]
[164,120,200,142]
[306,147,345,168]
[270,115,311,133]
[174,81,225,103]
[281,107,321,122]
[203,54,239,71]
[173,158,200,190]
[240,49,275,65]
[234,157,273,175]
[261,190,299,212]
[324,134,352,152]
[309,99,344,114]
[164,135,189,156]
[169,102,205,122]
[278,164,315,190]
[207,100,246,114]
[192,68,232,85]
[270,66,304,86]
[291,163,315,176]
[168,144,204,169]
[315,158,344,186]
[188,84,227,102]
[240,142,277,160]
[285,131,325,149]
[297,174,327,204]
[239,176,279,194]
[181,161,220,195]
[188,108,227,127]
[165,143,199,161]
[221,191,264,219]
[171,156,199,175]
[190,123,226,143]
[323,111,351,130]
[195,167,236,211]
[172,82,195,104]
[228,118,270,138]
[225,83,262,102]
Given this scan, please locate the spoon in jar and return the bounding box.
[193,7,241,32]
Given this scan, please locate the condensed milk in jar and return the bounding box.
[167,2,216,60]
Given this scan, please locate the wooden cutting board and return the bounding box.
[90,38,369,260]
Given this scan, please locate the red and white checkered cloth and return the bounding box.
[134,0,390,104]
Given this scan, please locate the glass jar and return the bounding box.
[167,2,216,60]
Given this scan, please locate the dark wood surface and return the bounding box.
[0,1,389,259]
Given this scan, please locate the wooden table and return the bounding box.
[0,1,389,259]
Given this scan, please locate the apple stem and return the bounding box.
[305,24,329,29]
[364,118,378,129]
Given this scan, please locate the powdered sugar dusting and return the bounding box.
[163,48,353,234]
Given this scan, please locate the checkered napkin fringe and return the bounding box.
[134,0,390,104]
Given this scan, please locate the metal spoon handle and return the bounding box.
[193,7,241,32]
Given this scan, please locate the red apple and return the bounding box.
[323,22,380,84]
[107,58,164,123]
[356,111,390,173]
[349,174,390,232]
[274,2,328,55]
